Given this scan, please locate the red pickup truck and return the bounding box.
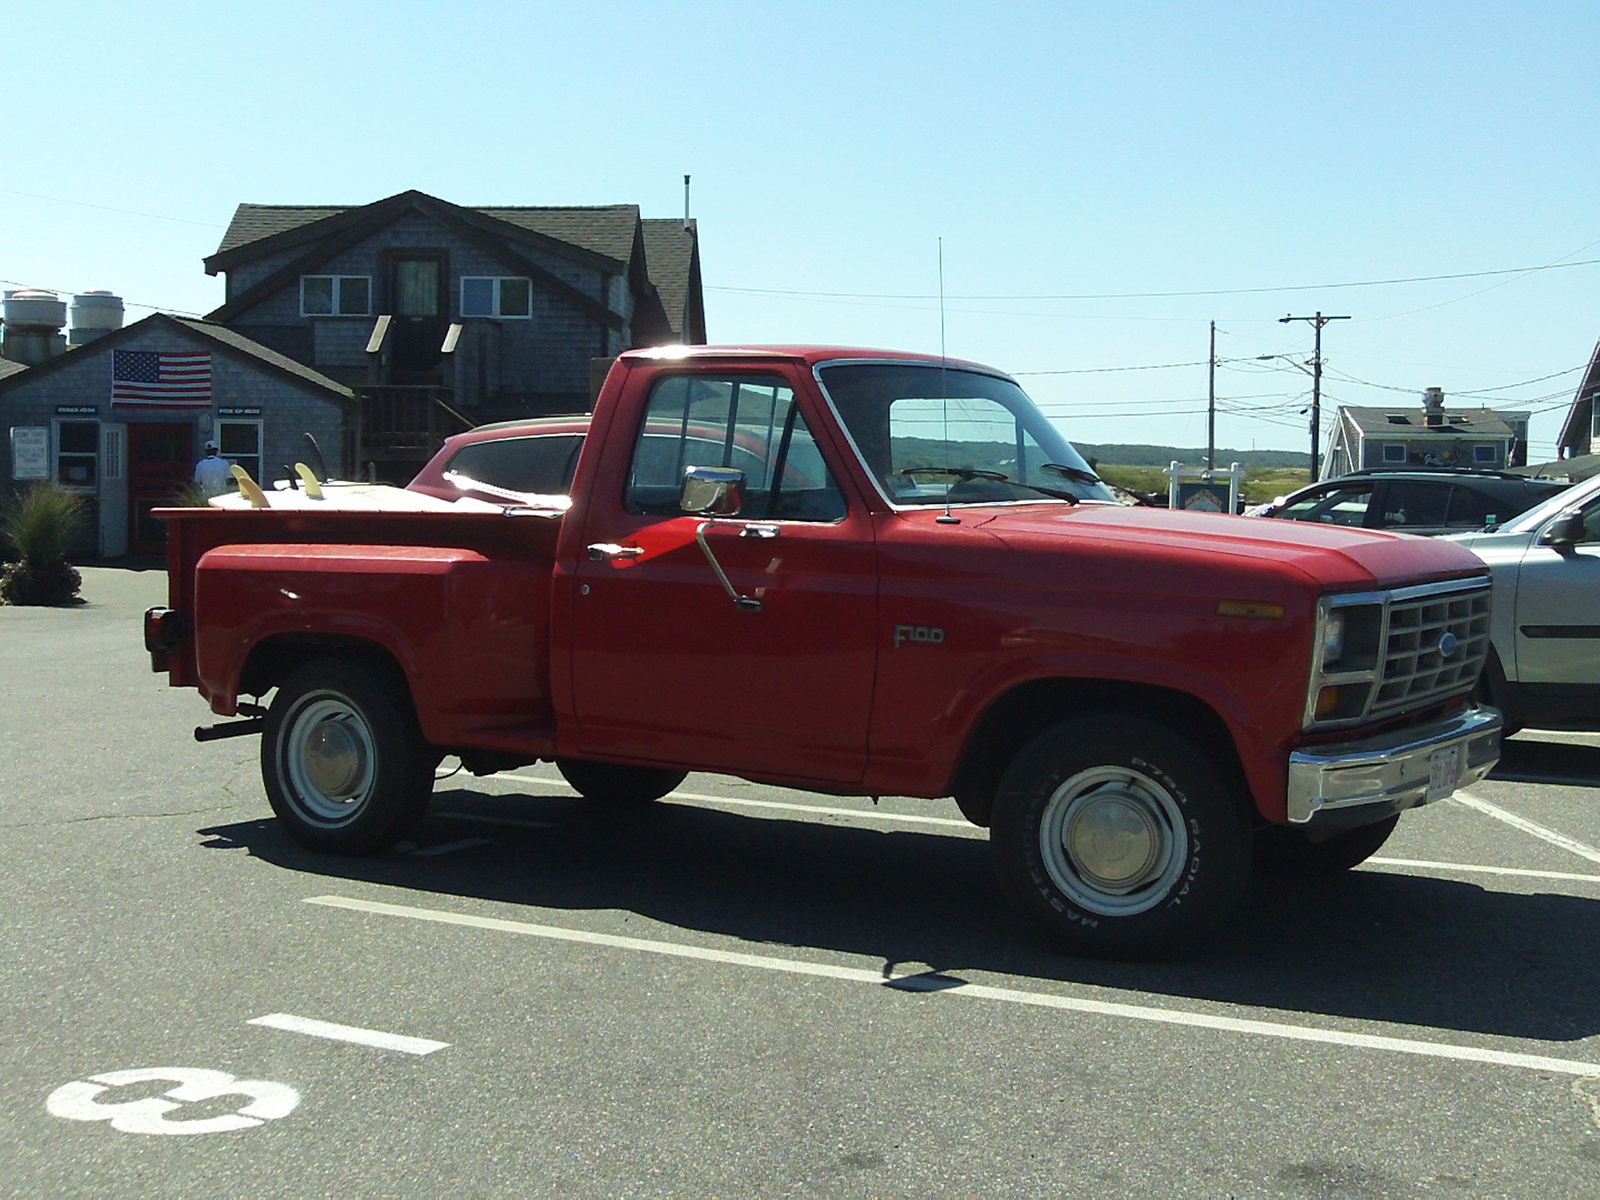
[146,345,1503,956]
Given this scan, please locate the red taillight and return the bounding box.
[143,607,188,659]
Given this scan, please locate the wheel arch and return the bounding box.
[949,677,1252,827]
[241,633,417,716]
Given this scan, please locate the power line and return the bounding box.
[0,278,205,318]
[706,256,1600,303]
[0,187,224,228]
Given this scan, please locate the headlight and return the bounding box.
[1322,610,1346,667]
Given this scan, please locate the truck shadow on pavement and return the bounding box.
[1491,736,1600,787]
[200,783,1600,1047]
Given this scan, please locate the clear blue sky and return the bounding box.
[5,1,1597,459]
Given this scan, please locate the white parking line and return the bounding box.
[1367,856,1600,885]
[494,773,976,830]
[1454,791,1600,867]
[248,1012,449,1056]
[304,894,1600,1078]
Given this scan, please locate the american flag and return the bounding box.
[111,350,212,408]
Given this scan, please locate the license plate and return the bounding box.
[1426,746,1461,802]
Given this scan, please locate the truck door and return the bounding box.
[568,370,878,784]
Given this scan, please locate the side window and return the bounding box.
[625,375,847,521]
[56,421,99,489]
[1282,484,1372,526]
[446,434,583,494]
[1380,481,1450,528]
[216,420,262,483]
[1445,486,1496,530]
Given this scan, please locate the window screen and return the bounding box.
[625,375,846,521]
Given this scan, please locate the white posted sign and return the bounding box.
[10,427,48,480]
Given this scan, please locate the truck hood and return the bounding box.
[976,504,1487,592]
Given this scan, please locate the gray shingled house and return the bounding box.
[1321,388,1525,479]
[0,313,353,557]
[203,189,705,478]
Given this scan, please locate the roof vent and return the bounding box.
[1,288,68,365]
[68,290,124,345]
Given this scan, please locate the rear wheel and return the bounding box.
[1254,814,1399,875]
[556,759,686,803]
[990,714,1252,957]
[262,659,433,854]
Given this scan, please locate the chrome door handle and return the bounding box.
[587,542,644,562]
[739,523,781,539]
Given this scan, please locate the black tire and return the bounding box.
[261,659,433,854]
[556,758,686,803]
[1253,813,1399,876]
[990,714,1252,958]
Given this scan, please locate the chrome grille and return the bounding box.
[1371,585,1491,718]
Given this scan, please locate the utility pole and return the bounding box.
[1280,311,1349,480]
[1206,320,1216,471]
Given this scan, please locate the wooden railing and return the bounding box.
[353,385,474,469]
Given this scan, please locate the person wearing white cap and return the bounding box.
[194,438,233,498]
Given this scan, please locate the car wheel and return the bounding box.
[556,759,687,803]
[262,659,433,854]
[1253,814,1400,876]
[990,714,1252,957]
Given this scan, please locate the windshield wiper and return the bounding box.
[1041,462,1103,485]
[898,465,1079,504]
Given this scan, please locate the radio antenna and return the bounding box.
[937,237,959,524]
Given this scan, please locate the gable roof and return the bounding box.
[204,191,634,330]
[0,359,28,383]
[1559,335,1600,455]
[207,191,639,275]
[640,218,703,342]
[0,313,353,405]
[1336,404,1515,439]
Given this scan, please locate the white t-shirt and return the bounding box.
[194,453,233,497]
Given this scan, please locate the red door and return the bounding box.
[128,423,193,555]
[567,369,879,785]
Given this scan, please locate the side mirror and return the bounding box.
[680,466,746,517]
[1539,510,1587,550]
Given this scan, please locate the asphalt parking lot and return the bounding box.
[4,566,1600,1199]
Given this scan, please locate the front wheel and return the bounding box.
[262,659,433,854]
[556,759,686,803]
[990,714,1252,958]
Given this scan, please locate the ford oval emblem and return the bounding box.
[1438,631,1461,658]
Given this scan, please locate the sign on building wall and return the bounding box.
[10,427,49,480]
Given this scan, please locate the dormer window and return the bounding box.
[301,275,371,316]
[461,276,532,319]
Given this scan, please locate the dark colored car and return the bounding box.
[406,416,590,503]
[1245,470,1570,536]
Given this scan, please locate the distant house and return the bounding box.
[203,189,705,477]
[0,313,353,557]
[1321,388,1525,479]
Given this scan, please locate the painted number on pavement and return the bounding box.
[47,1068,300,1135]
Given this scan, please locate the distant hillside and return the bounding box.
[1073,443,1307,469]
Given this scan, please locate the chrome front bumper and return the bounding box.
[1285,706,1503,826]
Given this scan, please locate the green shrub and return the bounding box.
[1,484,84,606]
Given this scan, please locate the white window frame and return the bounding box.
[300,275,372,317]
[460,276,533,319]
[54,418,100,492]
[1473,444,1499,464]
[1382,443,1407,463]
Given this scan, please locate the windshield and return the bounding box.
[816,363,1116,506]
[1496,472,1600,534]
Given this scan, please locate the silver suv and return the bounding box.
[1446,472,1600,733]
